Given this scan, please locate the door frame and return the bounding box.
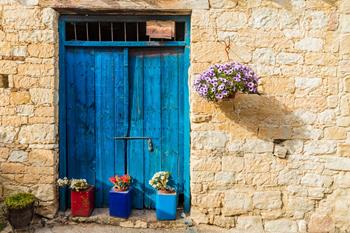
[58,15,191,212]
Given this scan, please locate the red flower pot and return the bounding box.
[70,186,94,217]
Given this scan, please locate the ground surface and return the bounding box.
[1,224,228,233]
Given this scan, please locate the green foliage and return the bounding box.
[4,193,36,209]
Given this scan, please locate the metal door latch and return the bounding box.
[114,136,154,152]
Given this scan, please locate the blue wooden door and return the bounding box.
[65,47,184,208]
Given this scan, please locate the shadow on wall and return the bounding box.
[217,93,305,141]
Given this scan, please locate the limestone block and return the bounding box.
[252,48,276,65]
[222,157,244,172]
[324,127,347,140]
[0,60,17,74]
[317,110,335,125]
[12,46,27,57]
[28,149,55,167]
[338,144,350,157]
[0,126,19,143]
[304,140,337,155]
[214,171,234,183]
[264,219,298,233]
[305,52,337,66]
[213,216,235,228]
[5,117,27,129]
[29,88,53,105]
[295,77,322,94]
[209,0,237,9]
[28,44,55,58]
[308,214,335,233]
[191,171,215,182]
[241,139,273,153]
[324,157,350,171]
[16,105,34,116]
[334,173,350,188]
[278,169,300,185]
[10,91,31,105]
[253,191,282,210]
[251,7,279,29]
[308,187,325,199]
[305,11,328,30]
[41,8,57,27]
[295,37,324,52]
[18,64,54,77]
[32,184,55,201]
[340,0,350,13]
[19,30,56,43]
[191,131,228,150]
[292,126,323,140]
[8,150,28,163]
[301,173,332,188]
[293,109,317,124]
[0,89,10,106]
[216,11,247,30]
[25,166,55,175]
[276,52,304,64]
[2,7,41,30]
[21,0,39,6]
[193,193,221,208]
[236,216,264,232]
[34,106,55,117]
[0,148,10,162]
[191,42,227,63]
[340,14,350,33]
[18,124,55,144]
[286,197,314,218]
[191,157,221,172]
[0,163,25,174]
[273,145,287,159]
[191,10,211,29]
[222,190,252,216]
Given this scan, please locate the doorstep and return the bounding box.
[60,208,193,229]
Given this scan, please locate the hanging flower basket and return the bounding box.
[193,62,259,102]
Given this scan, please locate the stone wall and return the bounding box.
[0,0,58,217]
[190,0,350,232]
[1,0,350,232]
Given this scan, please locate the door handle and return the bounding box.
[114,137,154,152]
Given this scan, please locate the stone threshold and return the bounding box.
[59,208,193,229]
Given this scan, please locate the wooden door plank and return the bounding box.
[74,48,96,186]
[178,50,185,194]
[160,49,180,192]
[114,49,128,175]
[128,50,144,209]
[66,48,77,208]
[143,50,162,209]
[95,50,117,206]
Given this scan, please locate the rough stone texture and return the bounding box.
[1,0,350,231]
[0,0,58,218]
[189,0,350,231]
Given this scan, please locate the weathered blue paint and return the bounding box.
[59,15,191,211]
[183,17,191,213]
[58,18,68,211]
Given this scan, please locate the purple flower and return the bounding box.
[193,62,259,102]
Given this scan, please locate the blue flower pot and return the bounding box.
[109,189,132,218]
[156,191,177,221]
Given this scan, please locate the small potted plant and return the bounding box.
[193,62,259,102]
[57,177,94,217]
[109,174,132,218]
[4,192,36,230]
[149,171,177,220]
